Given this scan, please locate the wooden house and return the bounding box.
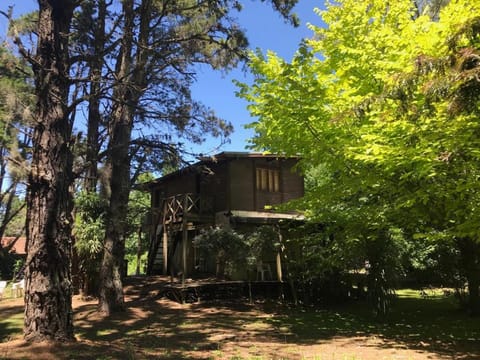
[145,152,304,281]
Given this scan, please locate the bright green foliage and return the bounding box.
[246,225,278,254]
[74,173,153,280]
[74,191,108,295]
[237,0,480,313]
[74,192,108,283]
[124,173,154,275]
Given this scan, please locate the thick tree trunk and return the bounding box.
[98,0,134,315]
[24,0,76,342]
[467,273,480,316]
[98,0,150,315]
[98,119,131,314]
[74,0,108,299]
[457,237,480,316]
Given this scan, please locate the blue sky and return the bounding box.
[1,0,324,155]
[191,0,324,155]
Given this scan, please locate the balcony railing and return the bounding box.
[161,193,213,223]
[147,193,214,274]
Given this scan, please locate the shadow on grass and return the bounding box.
[1,280,479,359]
[0,302,23,343]
[73,287,480,359]
[263,293,480,359]
[72,295,263,359]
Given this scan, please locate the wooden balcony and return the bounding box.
[147,193,214,276]
[158,193,213,224]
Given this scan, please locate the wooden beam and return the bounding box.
[276,251,283,282]
[162,228,168,275]
[182,194,188,287]
[276,228,283,282]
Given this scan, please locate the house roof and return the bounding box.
[1,237,26,255]
[143,151,299,189]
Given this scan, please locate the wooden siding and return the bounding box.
[229,159,255,210]
[151,168,197,209]
[149,154,304,214]
[200,162,228,213]
[280,158,304,203]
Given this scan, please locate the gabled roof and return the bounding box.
[144,151,299,188]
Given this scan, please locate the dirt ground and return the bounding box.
[0,277,478,360]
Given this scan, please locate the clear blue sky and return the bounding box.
[191,0,324,155]
[1,0,324,155]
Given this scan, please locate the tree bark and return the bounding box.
[457,237,480,316]
[84,0,106,193]
[24,0,76,342]
[98,115,132,313]
[98,0,151,315]
[72,0,108,299]
[98,0,135,315]
[98,103,132,313]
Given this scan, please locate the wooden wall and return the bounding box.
[280,158,304,203]
[198,162,228,212]
[150,156,304,213]
[229,158,255,210]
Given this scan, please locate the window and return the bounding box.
[256,168,280,192]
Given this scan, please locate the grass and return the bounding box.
[265,289,478,347]
[0,285,479,359]
[0,311,22,342]
[0,296,23,344]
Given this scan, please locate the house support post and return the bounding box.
[162,227,168,275]
[182,195,188,287]
[276,228,283,282]
[276,251,283,282]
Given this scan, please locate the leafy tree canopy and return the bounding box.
[238,0,480,239]
[237,0,480,313]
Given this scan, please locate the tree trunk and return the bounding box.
[98,0,151,315]
[98,119,131,313]
[98,87,133,312]
[24,0,76,342]
[457,237,480,316]
[0,181,23,240]
[467,273,480,316]
[98,0,135,315]
[84,0,106,193]
[73,0,108,299]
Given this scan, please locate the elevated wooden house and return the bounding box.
[145,152,304,281]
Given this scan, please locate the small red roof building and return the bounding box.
[1,237,26,255]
